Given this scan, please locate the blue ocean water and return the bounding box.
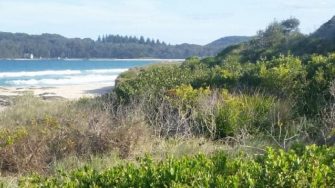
[0,59,161,87]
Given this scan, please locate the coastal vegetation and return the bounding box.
[20,146,335,187]
[1,16,335,187]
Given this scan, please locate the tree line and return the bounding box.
[0,32,247,59]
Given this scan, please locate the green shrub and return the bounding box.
[258,145,335,187]
[20,145,335,188]
[302,53,335,115]
[114,62,210,102]
[166,84,210,111]
[258,54,306,98]
[115,64,183,101]
[0,127,28,148]
[215,92,276,138]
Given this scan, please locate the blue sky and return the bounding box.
[0,0,334,44]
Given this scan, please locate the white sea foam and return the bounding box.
[86,69,128,74]
[0,69,128,78]
[8,75,118,86]
[0,70,82,78]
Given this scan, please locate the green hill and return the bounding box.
[0,32,249,59]
[299,16,335,55]
[217,16,335,62]
[312,16,335,40]
[205,36,251,50]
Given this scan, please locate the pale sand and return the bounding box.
[0,83,114,100]
[0,106,6,112]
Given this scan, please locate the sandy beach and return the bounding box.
[0,83,114,112]
[0,83,113,100]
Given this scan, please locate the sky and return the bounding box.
[0,0,334,45]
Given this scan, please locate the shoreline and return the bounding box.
[0,83,114,100]
[0,58,185,62]
[0,83,114,112]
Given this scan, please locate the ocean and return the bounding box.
[0,59,168,87]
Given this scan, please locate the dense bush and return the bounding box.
[302,53,335,115]
[258,55,306,98]
[0,95,151,175]
[0,115,114,174]
[166,84,211,111]
[114,62,209,101]
[20,145,335,187]
[215,92,276,138]
[206,53,335,116]
[114,53,335,139]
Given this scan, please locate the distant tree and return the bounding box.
[281,18,300,34]
[125,35,130,43]
[139,36,145,44]
[102,35,106,43]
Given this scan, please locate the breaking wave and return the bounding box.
[0,70,82,78]
[8,75,119,86]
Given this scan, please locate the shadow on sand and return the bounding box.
[84,86,114,96]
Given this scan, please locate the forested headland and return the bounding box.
[0,32,250,59]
